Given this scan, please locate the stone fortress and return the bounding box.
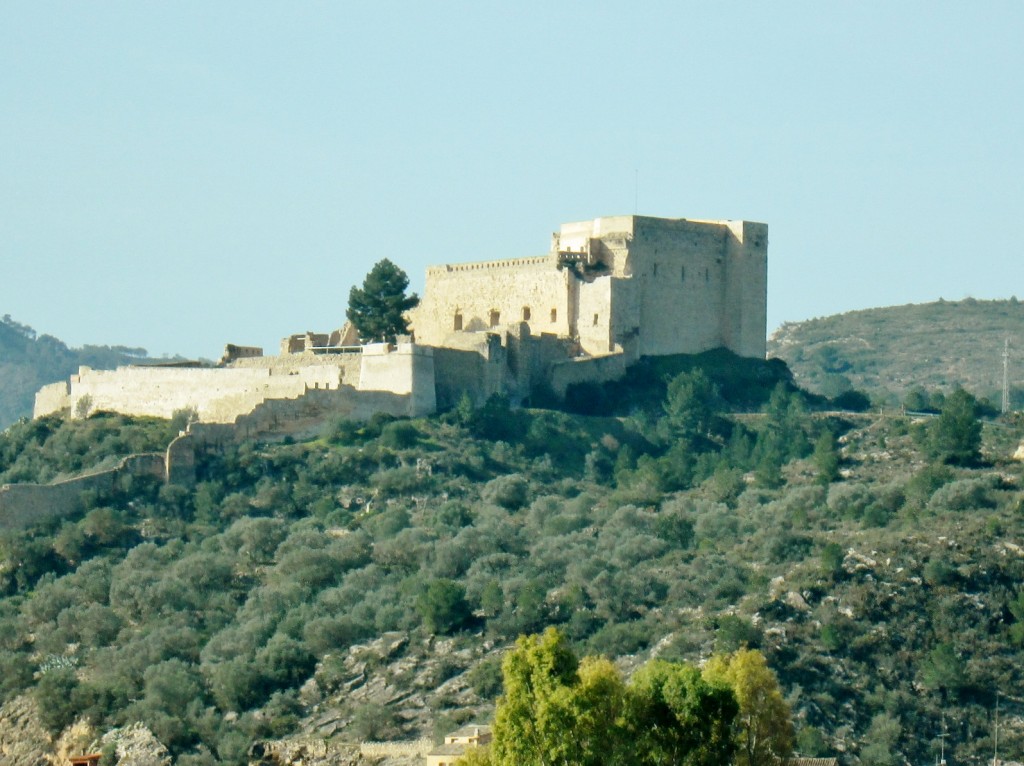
[33,215,768,426]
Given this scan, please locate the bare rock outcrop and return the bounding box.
[0,695,51,766]
[100,723,171,766]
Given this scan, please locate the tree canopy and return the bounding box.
[927,386,982,465]
[486,628,739,766]
[702,648,794,766]
[346,259,420,344]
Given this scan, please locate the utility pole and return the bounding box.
[939,717,948,766]
[993,691,999,766]
[1002,339,1011,414]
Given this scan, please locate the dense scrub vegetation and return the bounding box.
[768,297,1024,406]
[0,354,1022,765]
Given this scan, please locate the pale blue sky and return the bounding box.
[2,2,1022,359]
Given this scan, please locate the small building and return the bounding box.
[426,724,492,766]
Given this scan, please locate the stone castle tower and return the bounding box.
[410,215,767,363]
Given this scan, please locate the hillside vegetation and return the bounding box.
[769,298,1024,406]
[0,352,1023,765]
[0,315,163,429]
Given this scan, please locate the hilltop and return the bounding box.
[0,315,168,430]
[0,354,1022,765]
[769,298,1024,405]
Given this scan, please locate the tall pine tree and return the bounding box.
[346,259,419,343]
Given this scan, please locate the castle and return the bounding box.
[33,215,767,426]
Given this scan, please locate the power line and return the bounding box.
[1002,338,1011,414]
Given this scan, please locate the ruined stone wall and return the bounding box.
[163,385,424,485]
[359,739,433,758]
[412,257,572,346]
[34,381,71,418]
[549,353,629,397]
[0,453,165,530]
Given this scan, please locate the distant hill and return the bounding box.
[0,315,157,429]
[768,298,1024,406]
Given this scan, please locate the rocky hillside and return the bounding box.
[769,298,1024,405]
[1,355,1023,765]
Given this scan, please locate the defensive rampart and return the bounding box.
[34,343,434,424]
[0,453,166,531]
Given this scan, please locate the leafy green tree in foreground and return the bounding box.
[628,660,738,766]
[485,628,739,766]
[346,259,420,344]
[702,648,794,766]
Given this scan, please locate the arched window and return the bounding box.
[489,310,500,327]
[453,312,463,331]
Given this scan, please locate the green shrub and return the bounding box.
[380,420,420,449]
[416,579,472,634]
[587,620,653,656]
[467,654,504,699]
[349,702,402,741]
[827,483,873,519]
[926,476,997,512]
[483,475,530,511]
[713,614,762,652]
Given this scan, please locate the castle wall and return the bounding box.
[721,220,769,358]
[430,334,508,409]
[56,365,345,423]
[629,217,730,357]
[0,453,165,531]
[358,343,436,416]
[576,277,615,356]
[549,353,628,397]
[415,215,767,365]
[33,346,431,425]
[34,381,71,418]
[556,216,636,275]
[412,257,572,346]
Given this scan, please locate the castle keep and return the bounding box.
[33,215,767,425]
[412,215,766,361]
